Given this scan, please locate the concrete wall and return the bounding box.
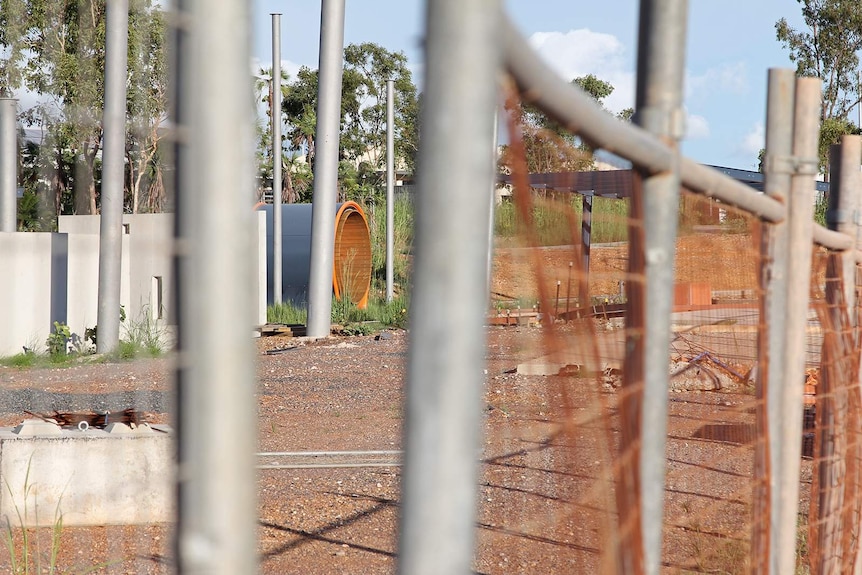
[0,424,173,526]
[0,212,267,357]
[0,232,68,355]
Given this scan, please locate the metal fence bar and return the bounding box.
[776,76,822,575]
[396,0,500,573]
[753,67,796,575]
[827,137,862,320]
[499,14,786,224]
[386,78,395,302]
[306,0,346,338]
[814,136,862,574]
[633,3,688,573]
[96,0,128,354]
[172,0,259,572]
[272,13,283,304]
[0,98,16,232]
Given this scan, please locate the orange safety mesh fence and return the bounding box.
[483,86,862,573]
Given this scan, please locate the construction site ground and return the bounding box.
[0,234,811,574]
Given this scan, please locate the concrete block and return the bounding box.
[0,426,174,526]
[12,419,62,437]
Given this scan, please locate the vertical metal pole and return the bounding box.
[816,136,862,575]
[580,193,593,310]
[632,2,688,573]
[272,13,283,304]
[306,0,345,337]
[486,105,499,299]
[0,98,17,232]
[773,77,821,575]
[172,0,258,572]
[96,0,129,354]
[385,79,395,302]
[827,136,862,320]
[397,0,500,573]
[753,68,796,575]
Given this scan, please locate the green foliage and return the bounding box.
[1,1,169,217]
[0,353,37,369]
[117,305,166,358]
[494,195,629,246]
[500,74,631,175]
[815,190,829,227]
[268,301,308,325]
[278,42,419,177]
[368,194,413,291]
[266,292,410,333]
[776,0,862,173]
[45,321,70,356]
[776,1,862,121]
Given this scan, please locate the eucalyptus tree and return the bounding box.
[776,0,862,172]
[0,0,169,216]
[501,74,629,174]
[125,2,169,213]
[281,42,419,183]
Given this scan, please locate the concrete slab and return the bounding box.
[516,331,626,376]
[0,425,173,527]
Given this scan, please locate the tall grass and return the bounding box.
[367,194,413,292]
[267,292,409,333]
[494,195,629,246]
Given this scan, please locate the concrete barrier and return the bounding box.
[0,421,173,527]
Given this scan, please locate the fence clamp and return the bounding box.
[764,154,819,176]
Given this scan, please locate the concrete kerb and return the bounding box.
[0,421,173,527]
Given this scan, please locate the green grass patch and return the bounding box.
[494,195,630,246]
[267,292,410,334]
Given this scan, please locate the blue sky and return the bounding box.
[254,1,810,171]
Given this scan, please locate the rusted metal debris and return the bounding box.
[23,408,150,429]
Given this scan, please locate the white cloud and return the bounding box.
[687,62,748,102]
[528,29,634,115]
[739,121,765,157]
[685,112,710,140]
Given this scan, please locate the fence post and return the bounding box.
[0,98,16,232]
[307,0,346,337]
[753,67,796,575]
[626,1,688,573]
[385,78,395,302]
[814,135,862,573]
[172,0,259,572]
[396,0,500,573]
[777,77,822,574]
[272,13,283,304]
[96,0,129,354]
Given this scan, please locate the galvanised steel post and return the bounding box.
[753,68,796,575]
[0,98,17,232]
[774,77,820,575]
[815,136,862,575]
[486,106,498,299]
[96,0,129,354]
[172,0,258,572]
[396,0,500,573]
[827,136,862,321]
[385,79,395,302]
[306,0,345,337]
[272,13,283,304]
[632,1,688,573]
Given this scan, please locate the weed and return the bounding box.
[116,304,169,359]
[2,456,64,575]
[44,322,70,357]
[268,301,308,325]
[0,353,37,369]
